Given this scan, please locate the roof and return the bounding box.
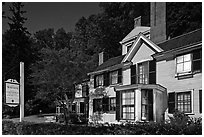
[95,55,125,72]
[120,26,150,43]
[157,29,202,52]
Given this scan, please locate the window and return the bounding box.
[138,62,148,84]
[141,89,153,121]
[122,90,135,120]
[72,103,76,112]
[168,91,192,113]
[95,74,104,87]
[110,69,122,85]
[176,50,202,77]
[93,98,102,112]
[176,54,192,75]
[110,98,116,111]
[82,84,89,97]
[110,71,118,84]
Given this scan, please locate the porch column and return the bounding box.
[153,89,156,122]
[135,88,141,121]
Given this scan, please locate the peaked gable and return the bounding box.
[122,33,163,62]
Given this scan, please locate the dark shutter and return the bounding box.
[118,68,122,83]
[93,99,96,112]
[131,65,136,84]
[80,102,85,113]
[94,75,97,88]
[102,97,109,112]
[149,60,156,84]
[104,72,110,86]
[116,91,121,121]
[193,49,202,72]
[168,92,175,113]
[148,89,153,121]
[199,90,202,113]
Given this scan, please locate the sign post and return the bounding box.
[20,62,24,122]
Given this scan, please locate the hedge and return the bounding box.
[2,119,202,135]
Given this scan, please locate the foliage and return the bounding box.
[2,118,202,135]
[89,112,103,125]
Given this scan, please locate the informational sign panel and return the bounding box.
[5,79,20,104]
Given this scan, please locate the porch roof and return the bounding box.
[114,84,166,92]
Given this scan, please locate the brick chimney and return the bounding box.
[98,51,108,66]
[134,16,141,28]
[150,2,166,44]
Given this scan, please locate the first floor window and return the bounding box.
[93,98,102,112]
[168,91,192,113]
[72,103,76,112]
[122,90,135,120]
[110,98,116,111]
[141,89,153,121]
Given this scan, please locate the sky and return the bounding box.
[2,2,101,34]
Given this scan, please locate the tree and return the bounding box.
[167,2,202,38]
[2,2,36,117]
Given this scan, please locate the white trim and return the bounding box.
[122,33,163,63]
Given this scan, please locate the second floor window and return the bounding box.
[176,49,202,77]
[176,54,192,75]
[138,62,148,84]
[95,74,104,87]
[110,71,118,85]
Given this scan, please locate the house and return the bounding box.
[87,2,202,123]
[72,79,90,118]
[154,29,202,118]
[87,3,169,123]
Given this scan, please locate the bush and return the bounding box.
[2,117,202,135]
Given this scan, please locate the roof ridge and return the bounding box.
[157,28,202,45]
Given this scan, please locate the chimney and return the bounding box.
[150,2,166,44]
[134,16,141,28]
[98,52,104,66]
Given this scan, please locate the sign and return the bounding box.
[5,79,20,105]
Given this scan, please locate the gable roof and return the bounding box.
[120,26,150,44]
[122,33,163,62]
[95,55,125,72]
[157,29,202,51]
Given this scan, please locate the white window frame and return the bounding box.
[176,53,192,76]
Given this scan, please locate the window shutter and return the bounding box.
[193,49,202,72]
[168,92,175,113]
[148,90,153,121]
[93,99,96,112]
[149,60,156,84]
[102,97,109,112]
[94,75,97,88]
[116,91,121,121]
[118,68,122,83]
[80,102,85,113]
[131,65,136,84]
[104,72,110,86]
[199,90,202,113]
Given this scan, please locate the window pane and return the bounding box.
[184,61,191,72]
[177,63,183,73]
[184,54,191,62]
[177,56,183,63]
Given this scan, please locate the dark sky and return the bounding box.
[2,2,101,34]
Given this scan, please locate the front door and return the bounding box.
[141,89,153,121]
